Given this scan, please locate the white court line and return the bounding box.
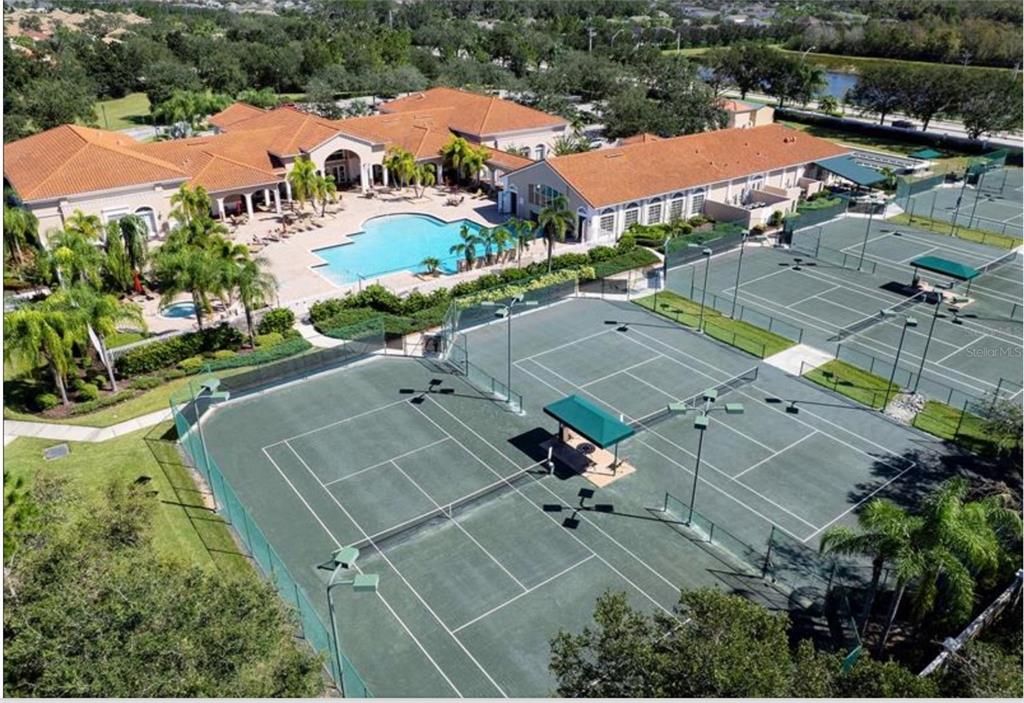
[264,397,411,448]
[518,326,617,363]
[933,332,991,365]
[412,397,683,616]
[387,458,528,592]
[899,246,937,264]
[323,438,451,487]
[620,370,776,454]
[520,356,819,533]
[785,284,841,310]
[282,440,509,697]
[581,353,665,389]
[259,445,462,697]
[732,432,818,479]
[800,459,922,543]
[451,556,595,634]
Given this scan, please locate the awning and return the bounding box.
[909,148,943,160]
[543,395,635,448]
[813,155,886,187]
[909,256,980,281]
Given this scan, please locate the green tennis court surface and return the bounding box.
[903,167,1024,239]
[669,218,1023,406]
[196,297,958,696]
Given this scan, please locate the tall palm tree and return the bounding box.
[48,229,104,289]
[492,225,511,262]
[464,145,488,188]
[64,210,103,240]
[4,307,83,406]
[232,255,278,346]
[169,184,213,226]
[821,499,919,635]
[449,224,480,270]
[103,224,134,294]
[43,285,145,392]
[412,163,437,198]
[115,214,150,292]
[151,246,226,330]
[3,204,40,267]
[477,227,497,265]
[537,194,574,273]
[509,217,535,267]
[440,135,472,187]
[383,146,416,192]
[315,174,338,217]
[287,156,320,213]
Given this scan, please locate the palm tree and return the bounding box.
[287,156,320,213]
[509,217,535,267]
[537,194,574,273]
[412,163,437,198]
[64,210,103,240]
[170,184,213,226]
[420,256,441,276]
[115,214,149,292]
[3,204,40,267]
[383,146,416,192]
[48,229,104,289]
[315,174,338,217]
[821,499,919,636]
[232,255,278,346]
[492,225,511,262]
[103,224,134,294]
[449,224,480,270]
[151,246,226,330]
[477,227,497,265]
[43,285,145,392]
[440,135,472,187]
[4,307,83,406]
[463,145,488,189]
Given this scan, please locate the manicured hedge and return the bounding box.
[591,248,660,278]
[114,325,243,376]
[202,336,313,371]
[257,308,295,335]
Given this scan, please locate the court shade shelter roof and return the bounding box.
[813,155,886,187]
[543,395,635,448]
[909,148,943,159]
[909,255,980,281]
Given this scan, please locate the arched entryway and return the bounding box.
[323,149,362,188]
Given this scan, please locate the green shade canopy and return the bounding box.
[909,148,943,159]
[813,155,886,187]
[910,256,980,281]
[543,395,635,448]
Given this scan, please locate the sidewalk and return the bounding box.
[3,407,172,445]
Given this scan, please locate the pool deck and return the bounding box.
[142,187,587,334]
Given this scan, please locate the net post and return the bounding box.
[762,526,775,578]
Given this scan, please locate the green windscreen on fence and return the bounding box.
[169,377,373,697]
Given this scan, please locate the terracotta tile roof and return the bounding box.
[483,146,534,171]
[133,135,281,193]
[208,102,267,130]
[215,105,346,155]
[542,124,848,208]
[619,133,663,145]
[717,99,762,112]
[3,125,187,201]
[380,87,566,137]
[336,109,455,158]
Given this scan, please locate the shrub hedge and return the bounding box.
[257,308,295,335]
[115,325,243,377]
[202,336,312,371]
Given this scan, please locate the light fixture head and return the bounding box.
[693,414,709,430]
[352,573,379,593]
[332,546,360,569]
[905,316,918,327]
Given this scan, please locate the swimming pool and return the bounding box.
[312,214,487,285]
[160,301,197,319]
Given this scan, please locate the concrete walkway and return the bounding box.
[3,407,172,444]
[763,343,834,377]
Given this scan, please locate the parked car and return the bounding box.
[892,120,915,129]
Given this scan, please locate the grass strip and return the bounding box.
[888,213,1018,250]
[912,399,994,451]
[803,359,897,410]
[636,290,796,358]
[3,424,249,574]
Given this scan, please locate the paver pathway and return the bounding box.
[3,408,172,444]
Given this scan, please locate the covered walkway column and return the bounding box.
[243,192,254,217]
[272,188,281,214]
[382,167,389,187]
[284,180,293,202]
[216,197,226,220]
[359,164,369,193]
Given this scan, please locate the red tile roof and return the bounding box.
[618,133,663,145]
[208,102,267,130]
[541,124,847,207]
[482,146,534,171]
[380,87,566,137]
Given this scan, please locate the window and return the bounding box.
[600,210,615,235]
[690,191,706,216]
[534,144,546,160]
[134,207,158,237]
[646,200,662,224]
[528,183,562,207]
[624,203,639,229]
[669,195,685,221]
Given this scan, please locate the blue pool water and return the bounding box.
[312,214,486,285]
[160,301,197,319]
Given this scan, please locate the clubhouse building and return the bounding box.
[5,86,867,248]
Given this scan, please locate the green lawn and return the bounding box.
[912,399,993,449]
[888,213,1018,250]
[3,424,248,573]
[797,196,844,212]
[106,330,146,349]
[93,92,151,130]
[776,49,1014,75]
[636,290,796,358]
[803,359,897,410]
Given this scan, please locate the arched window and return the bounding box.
[689,190,706,217]
[534,144,546,160]
[623,202,640,229]
[599,208,615,236]
[134,207,157,237]
[668,193,685,222]
[646,197,663,224]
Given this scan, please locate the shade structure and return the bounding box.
[813,155,886,187]
[909,255,980,282]
[543,395,635,449]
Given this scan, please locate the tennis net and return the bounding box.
[831,292,927,342]
[978,250,1020,275]
[346,465,547,553]
[631,366,760,430]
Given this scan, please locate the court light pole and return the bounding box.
[730,232,748,319]
[666,390,744,526]
[912,288,948,393]
[857,196,883,271]
[883,315,918,405]
[482,295,537,407]
[325,547,379,695]
[697,248,713,332]
[967,168,987,230]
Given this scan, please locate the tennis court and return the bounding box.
[669,218,1023,404]
[193,295,955,696]
[904,167,1024,238]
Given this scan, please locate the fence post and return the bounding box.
[954,397,968,439]
[762,526,775,578]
